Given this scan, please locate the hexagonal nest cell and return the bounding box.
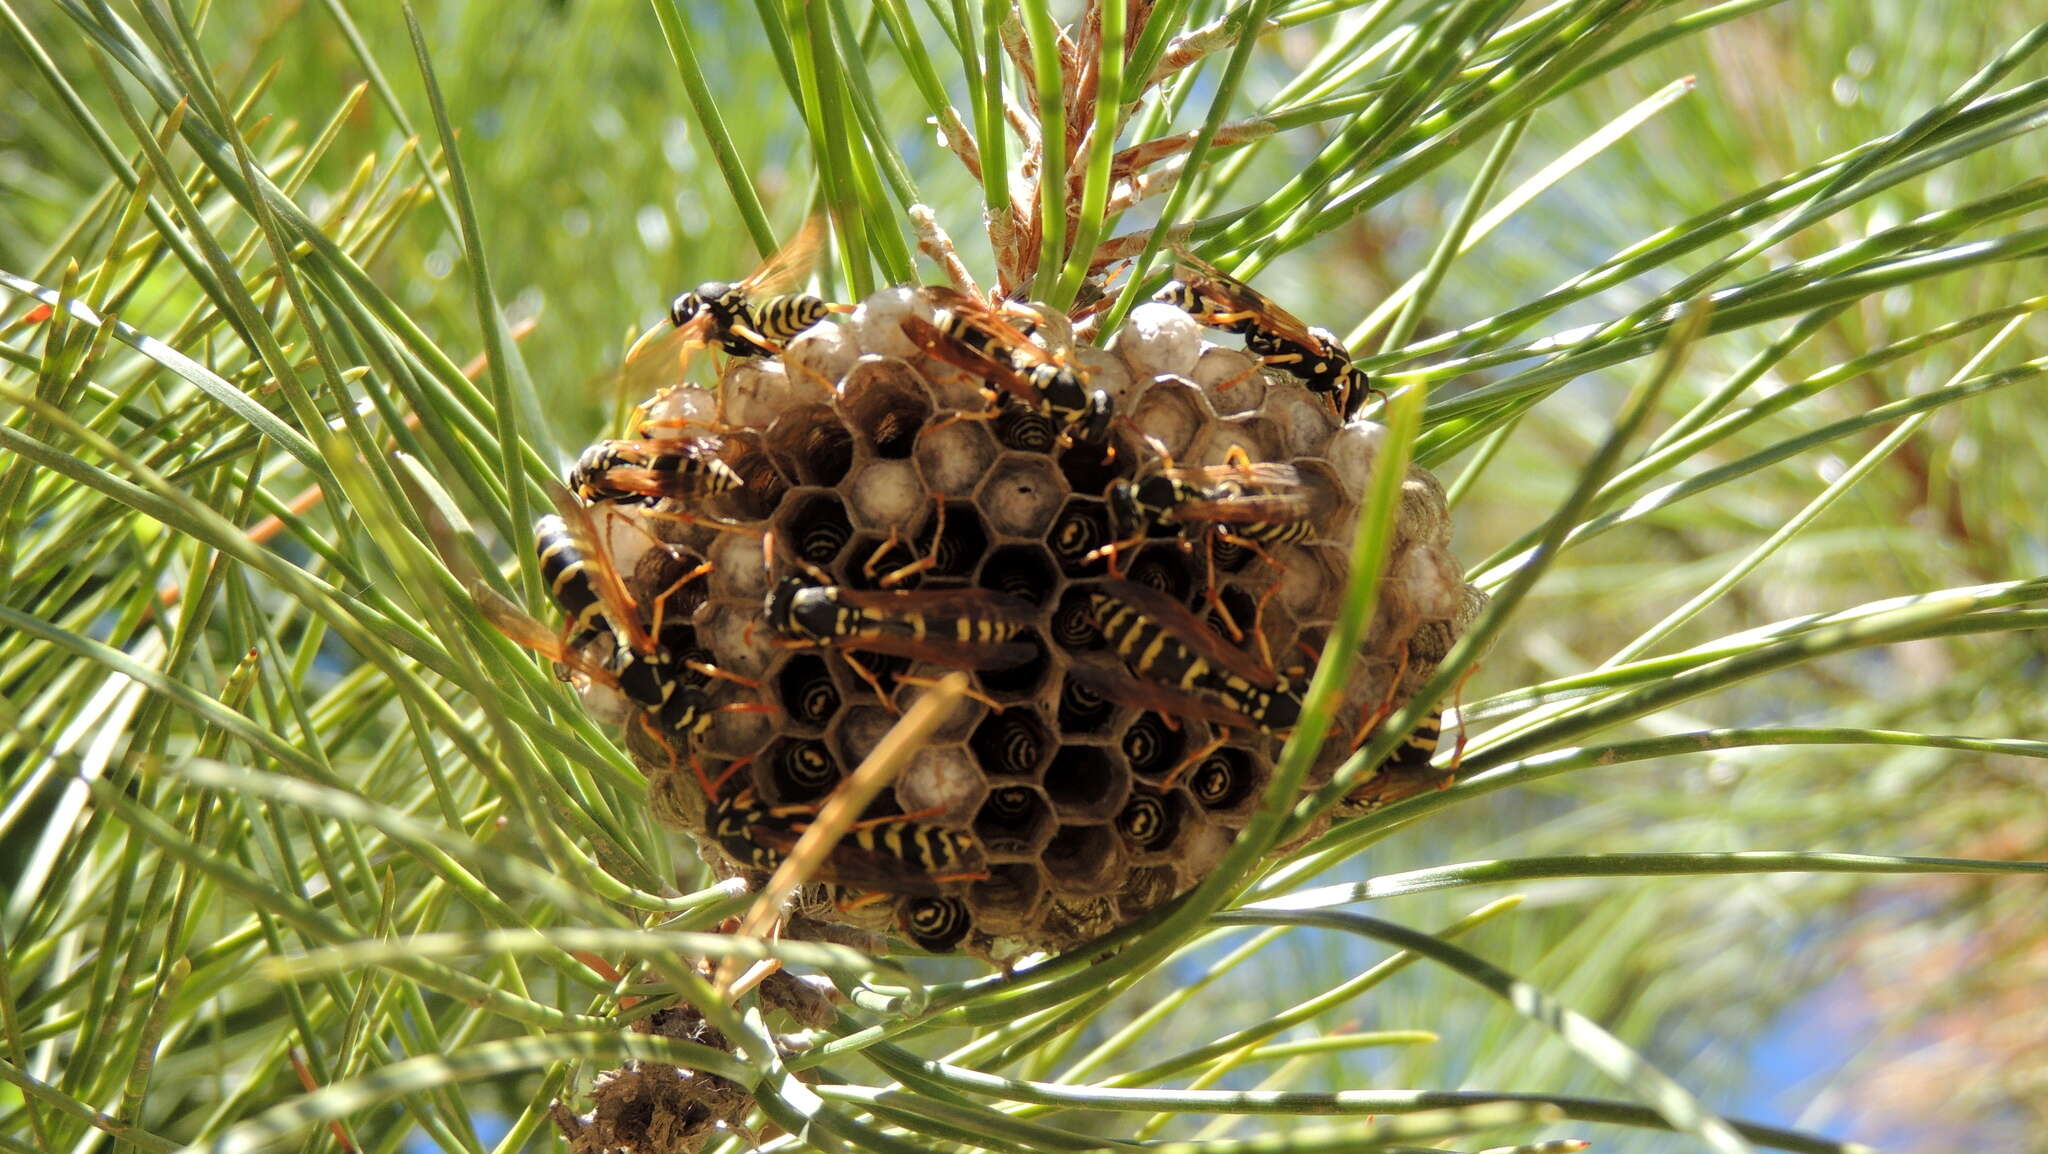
[549,285,1487,962]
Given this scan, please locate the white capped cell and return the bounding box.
[1110,302,1202,380]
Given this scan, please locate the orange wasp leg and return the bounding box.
[648,558,714,638]
[879,494,948,588]
[1160,731,1229,790]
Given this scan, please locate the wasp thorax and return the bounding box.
[565,282,1483,960]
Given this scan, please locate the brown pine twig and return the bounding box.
[910,205,981,297]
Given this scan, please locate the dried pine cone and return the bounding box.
[579,285,1483,961]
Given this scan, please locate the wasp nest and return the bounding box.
[550,1005,753,1154]
[578,287,1482,962]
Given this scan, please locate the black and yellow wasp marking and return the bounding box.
[532,481,658,654]
[535,512,613,650]
[1385,708,1441,771]
[1106,456,1318,553]
[902,896,972,952]
[1116,793,1175,850]
[1085,579,1302,734]
[1341,706,1451,813]
[706,786,981,895]
[763,577,1038,671]
[619,216,843,398]
[498,483,761,753]
[671,286,834,358]
[476,584,718,740]
[1154,250,1372,418]
[902,288,1113,448]
[569,437,742,506]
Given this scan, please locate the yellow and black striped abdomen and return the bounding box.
[1224,519,1316,547]
[753,293,832,343]
[1090,594,1208,690]
[535,515,607,641]
[851,821,975,872]
[1385,708,1441,770]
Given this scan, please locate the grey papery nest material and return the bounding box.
[577,287,1483,962]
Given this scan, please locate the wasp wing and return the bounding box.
[611,320,708,406]
[926,287,1059,367]
[1062,660,1264,731]
[741,214,830,297]
[1172,461,1302,487]
[1092,578,1277,688]
[472,582,617,686]
[541,479,654,655]
[900,314,1041,407]
[1170,248,1320,349]
[1171,491,1315,526]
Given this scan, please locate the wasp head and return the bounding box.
[1112,475,1182,539]
[1153,280,1196,311]
[1073,389,1114,447]
[672,281,743,329]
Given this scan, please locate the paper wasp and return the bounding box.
[901,287,1113,448]
[532,480,730,650]
[707,785,983,896]
[476,583,722,745]
[764,575,1037,701]
[619,216,845,402]
[1154,250,1371,418]
[1340,707,1452,814]
[1104,447,1321,568]
[569,436,742,506]
[498,484,768,763]
[1095,444,1319,657]
[1083,578,1303,738]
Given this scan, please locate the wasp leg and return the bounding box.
[1083,533,1144,578]
[924,397,1004,439]
[1351,642,1413,751]
[1446,662,1480,773]
[687,659,762,691]
[1160,731,1228,789]
[641,712,685,780]
[726,320,784,357]
[1220,444,1261,475]
[699,753,754,799]
[640,508,768,539]
[1196,534,1247,644]
[862,526,908,581]
[841,652,898,713]
[880,494,948,588]
[649,559,715,638]
[1249,573,1285,675]
[787,359,839,399]
[758,529,839,591]
[1213,356,1273,392]
[850,805,946,829]
[1199,308,1261,330]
